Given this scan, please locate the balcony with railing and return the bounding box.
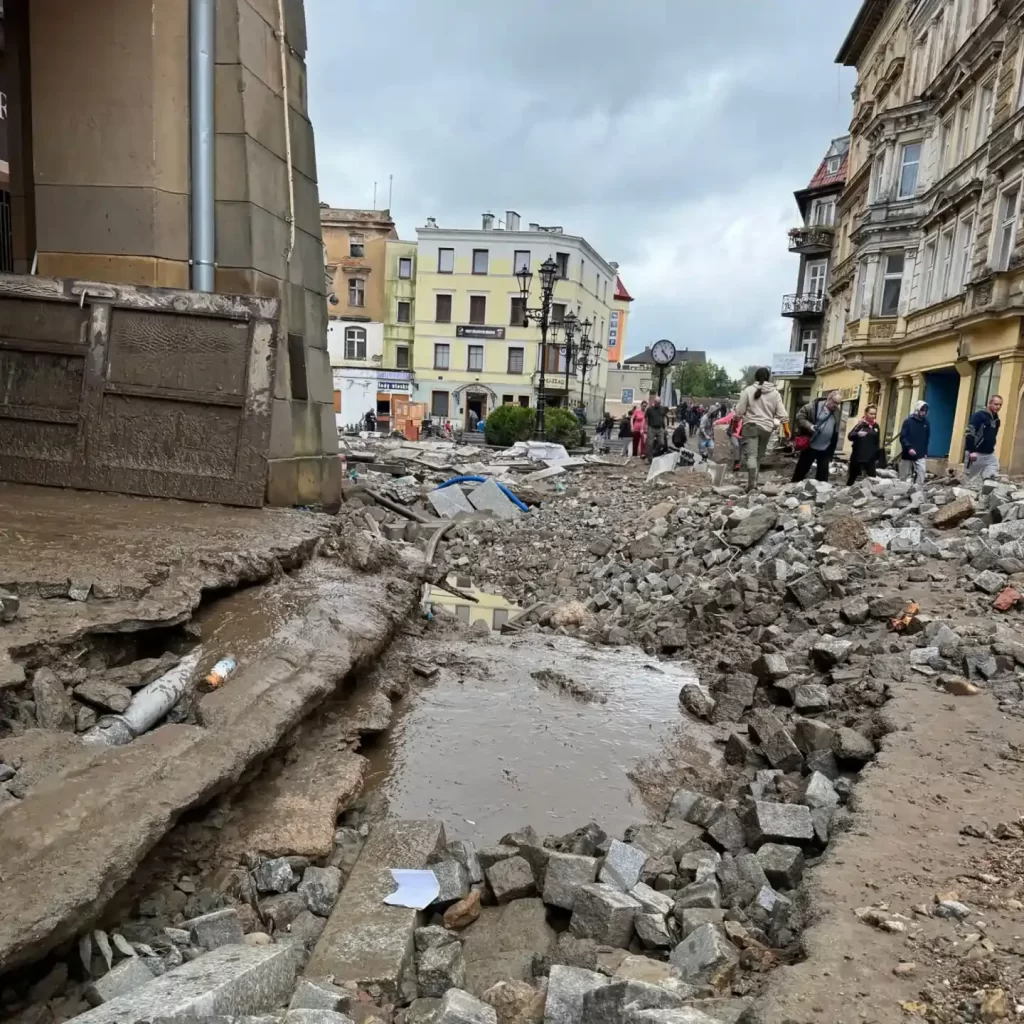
[781,293,825,318]
[787,226,834,255]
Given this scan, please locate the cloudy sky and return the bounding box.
[305,0,860,374]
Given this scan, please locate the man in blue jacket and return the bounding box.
[965,394,1003,479]
[899,401,930,486]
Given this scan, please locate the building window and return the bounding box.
[811,198,836,226]
[518,395,530,407]
[467,345,484,372]
[880,252,905,316]
[507,347,524,374]
[396,346,410,368]
[920,237,937,307]
[431,390,449,418]
[827,155,841,174]
[551,302,567,323]
[940,117,953,174]
[510,296,526,325]
[435,294,452,323]
[555,252,570,278]
[871,155,886,201]
[349,234,365,258]
[621,387,635,404]
[348,278,365,307]
[977,84,994,148]
[854,259,868,318]
[434,344,450,370]
[344,326,367,360]
[800,328,819,362]
[398,257,413,279]
[937,226,955,299]
[972,359,1000,413]
[956,99,973,163]
[472,249,489,274]
[897,143,921,198]
[438,248,455,273]
[513,250,531,274]
[467,295,486,324]
[954,214,975,289]
[994,185,1020,271]
[396,300,411,323]
[580,258,586,283]
[804,261,827,298]
[502,394,514,405]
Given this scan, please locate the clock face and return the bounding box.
[652,339,677,366]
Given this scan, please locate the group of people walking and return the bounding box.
[597,397,671,460]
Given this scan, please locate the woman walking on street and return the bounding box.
[734,368,790,491]
[792,390,841,483]
[631,401,648,458]
[846,404,881,485]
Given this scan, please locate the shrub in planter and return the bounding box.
[543,406,583,448]
[484,403,536,447]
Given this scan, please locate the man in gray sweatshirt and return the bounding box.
[734,368,790,492]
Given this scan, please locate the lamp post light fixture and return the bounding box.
[560,311,580,395]
[576,318,595,409]
[516,255,560,438]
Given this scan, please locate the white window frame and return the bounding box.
[954,213,975,289]
[804,260,827,298]
[939,116,953,175]
[827,156,841,174]
[467,345,484,372]
[976,82,994,149]
[920,238,937,308]
[853,259,868,319]
[897,142,921,198]
[879,252,905,316]
[800,328,819,362]
[433,343,450,371]
[913,30,929,96]
[438,247,455,274]
[811,198,836,226]
[936,226,955,300]
[872,154,887,202]
[1017,39,1024,109]
[955,98,973,163]
[348,278,365,307]
[344,326,367,361]
[992,184,1021,271]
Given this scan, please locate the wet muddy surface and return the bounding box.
[361,631,720,844]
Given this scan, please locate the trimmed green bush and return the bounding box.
[484,403,536,446]
[543,406,582,448]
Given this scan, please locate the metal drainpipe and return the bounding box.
[190,0,216,291]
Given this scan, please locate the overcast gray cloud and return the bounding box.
[305,0,860,374]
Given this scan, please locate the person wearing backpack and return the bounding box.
[734,368,790,491]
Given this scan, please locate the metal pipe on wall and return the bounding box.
[190,0,216,291]
[277,0,296,266]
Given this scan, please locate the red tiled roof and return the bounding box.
[614,275,633,301]
[807,151,849,190]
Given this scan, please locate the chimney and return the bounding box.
[425,216,437,228]
[528,222,540,231]
[609,261,619,271]
[482,212,495,230]
[506,210,521,232]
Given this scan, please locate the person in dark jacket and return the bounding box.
[846,404,881,485]
[618,410,633,457]
[899,400,930,485]
[792,391,841,482]
[965,395,1003,479]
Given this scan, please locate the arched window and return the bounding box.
[345,327,367,360]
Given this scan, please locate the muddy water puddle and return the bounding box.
[362,633,719,844]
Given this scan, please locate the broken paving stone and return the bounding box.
[810,636,853,670]
[933,495,975,528]
[724,732,757,766]
[726,507,778,549]
[85,956,155,1005]
[793,683,829,713]
[668,922,738,983]
[666,790,724,829]
[419,940,467,998]
[73,680,132,713]
[705,810,746,855]
[447,840,484,885]
[787,573,828,610]
[756,844,805,890]
[298,865,342,917]
[436,987,499,1024]
[752,653,789,682]
[570,883,641,947]
[630,883,674,917]
[674,879,722,911]
[259,891,307,930]
[840,596,870,625]
[444,889,483,930]
[801,771,840,809]
[634,913,673,949]
[743,801,814,848]
[482,979,545,1024]
[253,858,297,894]
[486,855,536,903]
[544,965,608,1024]
[832,727,875,766]
[710,673,756,723]
[975,570,1007,595]
[761,729,803,773]
[431,859,472,907]
[289,979,352,1012]
[678,683,715,721]
[677,849,720,885]
[187,908,244,950]
[543,852,599,910]
[288,911,327,948]
[582,978,686,1021]
[600,839,649,893]
[416,925,458,951]
[32,667,74,731]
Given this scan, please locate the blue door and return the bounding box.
[923,369,960,458]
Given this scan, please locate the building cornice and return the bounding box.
[837,0,897,67]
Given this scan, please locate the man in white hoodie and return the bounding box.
[734,367,790,492]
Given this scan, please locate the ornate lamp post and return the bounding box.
[560,311,579,396]
[516,255,559,438]
[576,319,595,409]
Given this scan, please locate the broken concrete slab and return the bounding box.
[85,956,154,1005]
[72,942,298,1023]
[307,820,445,999]
[429,486,476,519]
[436,987,498,1024]
[467,478,522,520]
[461,898,555,998]
[188,908,245,950]
[646,452,681,483]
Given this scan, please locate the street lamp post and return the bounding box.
[561,312,579,397]
[576,319,595,409]
[516,255,559,439]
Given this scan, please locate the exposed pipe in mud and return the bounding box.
[364,489,434,524]
[83,652,202,747]
[189,0,216,291]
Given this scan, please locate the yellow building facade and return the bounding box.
[412,213,620,428]
[821,0,1024,472]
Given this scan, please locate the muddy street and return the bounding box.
[5,444,1024,1024]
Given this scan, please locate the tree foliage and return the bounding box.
[543,406,583,448]
[484,404,536,447]
[738,365,760,388]
[672,360,738,398]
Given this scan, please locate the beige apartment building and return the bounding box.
[819,0,1024,472]
[0,0,339,508]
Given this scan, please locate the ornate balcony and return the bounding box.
[787,226,834,255]
[781,293,825,318]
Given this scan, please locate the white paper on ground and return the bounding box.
[383,869,440,909]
